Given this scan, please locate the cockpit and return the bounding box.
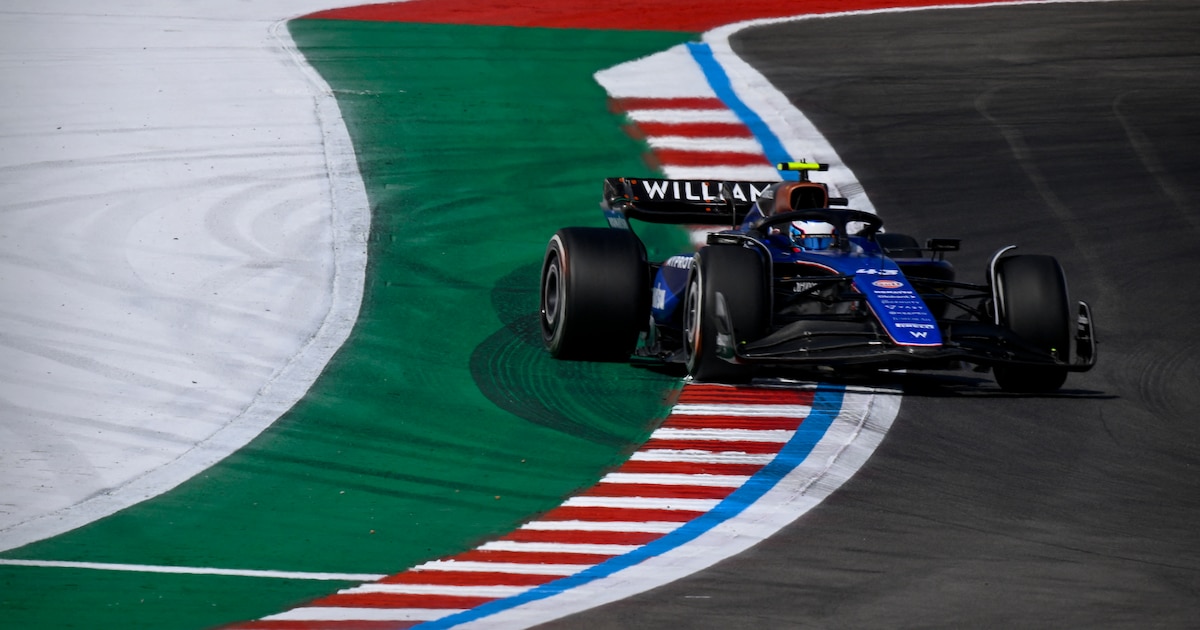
[746,180,839,251]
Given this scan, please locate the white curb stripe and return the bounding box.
[662,164,781,180]
[649,427,795,442]
[646,136,764,153]
[669,403,814,417]
[263,607,460,621]
[478,541,642,555]
[630,450,776,464]
[599,472,751,487]
[413,561,585,575]
[518,520,682,533]
[562,496,722,511]
[342,584,532,597]
[626,108,742,124]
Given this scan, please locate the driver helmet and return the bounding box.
[790,220,836,250]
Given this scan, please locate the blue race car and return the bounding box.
[539,162,1096,392]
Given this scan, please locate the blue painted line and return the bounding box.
[417,44,841,630]
[416,383,847,629]
[685,41,798,181]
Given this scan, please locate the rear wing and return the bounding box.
[602,177,775,226]
[601,162,838,227]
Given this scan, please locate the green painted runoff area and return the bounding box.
[1,22,696,629]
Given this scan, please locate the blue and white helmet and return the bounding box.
[789,220,836,250]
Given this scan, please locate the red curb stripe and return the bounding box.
[612,97,726,112]
[653,149,770,167]
[308,592,492,610]
[536,505,705,522]
[642,438,789,454]
[583,482,735,499]
[300,0,1000,32]
[614,460,764,476]
[447,549,619,565]
[678,385,816,404]
[378,571,560,586]
[660,414,804,430]
[233,621,422,629]
[635,120,755,138]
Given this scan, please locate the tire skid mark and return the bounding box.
[223,383,829,629]
[222,15,899,628]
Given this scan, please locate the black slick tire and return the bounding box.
[539,227,648,361]
[992,254,1071,393]
[682,245,768,383]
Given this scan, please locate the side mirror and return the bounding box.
[926,238,961,252]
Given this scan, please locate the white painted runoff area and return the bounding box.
[0,1,369,552]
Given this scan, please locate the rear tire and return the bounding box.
[540,228,648,361]
[682,245,768,383]
[992,254,1070,392]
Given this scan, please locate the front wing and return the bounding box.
[710,292,1097,372]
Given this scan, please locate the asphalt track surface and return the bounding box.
[543,2,1200,628]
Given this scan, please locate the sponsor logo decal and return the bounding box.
[663,255,693,270]
[639,179,769,203]
[792,281,817,293]
[872,279,904,289]
[604,209,630,230]
[652,287,667,310]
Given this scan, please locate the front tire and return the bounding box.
[992,254,1071,392]
[682,245,768,383]
[540,227,648,361]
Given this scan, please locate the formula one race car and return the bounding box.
[539,162,1096,392]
